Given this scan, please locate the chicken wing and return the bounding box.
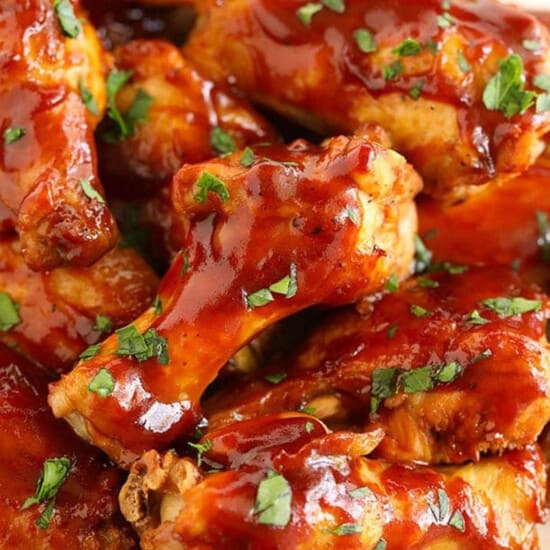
[0,343,136,548]
[418,160,550,269]
[98,39,277,195]
[0,0,117,270]
[119,413,546,550]
[207,267,550,464]
[49,134,421,465]
[184,0,550,202]
[0,236,158,373]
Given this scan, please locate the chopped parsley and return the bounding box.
[523,39,541,52]
[264,372,287,384]
[88,368,115,397]
[482,54,536,119]
[382,60,403,81]
[79,77,98,116]
[418,276,438,288]
[240,147,256,167]
[245,264,298,309]
[429,488,466,532]
[211,127,237,156]
[387,323,398,339]
[481,296,541,317]
[254,471,292,527]
[80,178,105,204]
[385,272,399,292]
[53,0,81,38]
[536,211,550,262]
[181,249,191,275]
[80,344,100,360]
[410,304,430,317]
[392,38,422,57]
[102,71,153,142]
[537,94,550,113]
[437,12,454,28]
[409,80,424,100]
[326,523,362,536]
[193,171,230,203]
[348,486,375,499]
[466,309,489,325]
[426,39,439,55]
[188,440,212,467]
[322,0,345,13]
[534,75,550,112]
[3,126,25,145]
[354,29,377,53]
[471,348,493,363]
[116,325,169,364]
[535,74,550,91]
[373,540,387,550]
[305,421,314,433]
[0,293,20,331]
[299,406,316,415]
[21,457,72,529]
[457,51,471,73]
[93,314,112,333]
[370,359,467,413]
[153,295,163,315]
[296,3,323,26]
[414,235,433,273]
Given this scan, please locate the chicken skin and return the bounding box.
[207,267,550,464]
[0,343,136,549]
[49,135,421,465]
[418,160,550,269]
[0,0,117,270]
[99,39,277,195]
[0,236,158,373]
[184,0,550,202]
[119,413,547,550]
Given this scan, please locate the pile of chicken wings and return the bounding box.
[2,0,550,548]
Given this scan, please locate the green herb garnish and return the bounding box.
[88,368,115,397]
[354,29,377,53]
[193,171,230,204]
[53,0,81,38]
[211,127,237,156]
[0,293,20,331]
[254,471,292,527]
[3,127,25,145]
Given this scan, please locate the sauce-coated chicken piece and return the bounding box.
[0,0,117,270]
[184,0,550,202]
[119,414,547,550]
[0,237,158,373]
[99,39,277,195]
[418,160,550,268]
[0,344,136,549]
[207,267,550,464]
[49,135,422,465]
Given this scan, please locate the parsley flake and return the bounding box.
[305,421,314,433]
[254,471,292,527]
[345,205,360,226]
[410,304,430,317]
[53,0,81,38]
[22,457,72,529]
[0,293,20,332]
[534,74,550,92]
[481,296,541,317]
[373,540,387,550]
[246,265,298,309]
[79,77,98,116]
[418,276,438,288]
[393,38,422,57]
[322,0,345,13]
[3,127,25,145]
[240,147,256,167]
[385,273,399,292]
[466,310,489,325]
[348,486,375,499]
[80,178,105,204]
[194,171,230,203]
[297,3,323,26]
[93,314,112,333]
[354,29,377,53]
[188,440,212,467]
[437,12,454,27]
[457,51,471,73]
[246,288,274,309]
[265,372,287,384]
[327,523,362,536]
[482,54,536,119]
[414,235,433,273]
[80,344,101,360]
[523,39,541,51]
[116,325,169,364]
[409,80,424,100]
[449,510,466,531]
[88,368,115,397]
[382,60,403,81]
[211,127,237,156]
[153,295,163,316]
[387,323,398,339]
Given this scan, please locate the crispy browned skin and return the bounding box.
[184,0,550,202]
[0,237,158,373]
[0,344,136,549]
[99,39,277,195]
[207,267,550,464]
[49,135,421,465]
[0,0,118,270]
[119,414,546,550]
